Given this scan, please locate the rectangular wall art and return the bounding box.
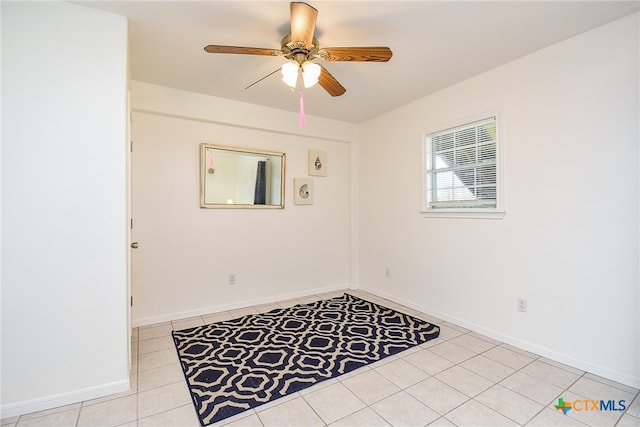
[308,150,327,177]
[294,178,313,205]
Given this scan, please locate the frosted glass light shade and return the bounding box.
[281,62,299,88]
[302,61,321,88]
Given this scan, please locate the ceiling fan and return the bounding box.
[204,2,393,97]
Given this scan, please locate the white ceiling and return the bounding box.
[76,1,639,123]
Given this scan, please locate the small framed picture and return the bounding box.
[308,150,327,177]
[294,178,313,205]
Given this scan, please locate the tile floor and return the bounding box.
[2,290,639,427]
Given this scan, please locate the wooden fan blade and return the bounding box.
[290,2,318,47]
[318,65,346,97]
[318,47,392,62]
[204,45,283,56]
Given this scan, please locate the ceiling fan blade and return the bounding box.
[318,65,346,97]
[204,45,283,56]
[290,2,318,47]
[318,47,393,62]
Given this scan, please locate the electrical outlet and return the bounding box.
[228,274,237,286]
[385,268,391,278]
[517,297,528,313]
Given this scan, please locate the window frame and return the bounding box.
[422,113,506,219]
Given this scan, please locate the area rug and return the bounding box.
[172,293,440,426]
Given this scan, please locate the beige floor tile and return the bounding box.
[303,382,366,424]
[139,322,173,340]
[625,396,640,418]
[374,358,429,389]
[475,384,544,425]
[297,294,322,304]
[469,332,502,345]
[483,346,535,370]
[275,298,302,309]
[460,355,516,382]
[138,335,175,355]
[297,378,339,397]
[583,373,639,395]
[498,343,540,359]
[406,377,469,415]
[428,417,458,426]
[137,381,192,419]
[317,290,346,300]
[435,365,494,398]
[172,316,205,331]
[18,403,81,421]
[617,414,640,427]
[527,407,589,426]
[76,395,137,427]
[138,403,200,427]
[499,371,563,404]
[428,341,476,364]
[449,334,497,354]
[435,324,467,341]
[329,407,391,427]
[138,347,179,372]
[254,303,280,313]
[257,396,324,427]
[367,355,398,370]
[402,348,455,375]
[441,322,470,333]
[568,376,636,403]
[15,408,79,427]
[219,412,263,427]
[538,357,585,375]
[229,307,259,318]
[445,399,518,426]
[413,312,443,325]
[137,362,185,392]
[371,391,440,426]
[520,359,581,389]
[203,311,233,324]
[341,369,401,405]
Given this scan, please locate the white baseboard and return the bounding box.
[0,378,130,419]
[355,285,640,390]
[132,283,356,327]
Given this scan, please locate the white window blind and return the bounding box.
[425,117,497,209]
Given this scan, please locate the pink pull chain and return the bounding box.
[299,91,306,129]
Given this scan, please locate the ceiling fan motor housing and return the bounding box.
[281,34,320,65]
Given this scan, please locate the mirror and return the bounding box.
[200,143,285,209]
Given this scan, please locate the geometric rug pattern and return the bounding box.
[172,293,440,426]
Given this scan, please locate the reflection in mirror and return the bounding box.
[200,144,285,209]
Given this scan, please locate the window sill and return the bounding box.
[421,209,506,219]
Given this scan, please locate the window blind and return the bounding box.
[426,117,497,209]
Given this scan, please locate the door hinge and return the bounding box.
[130,140,133,152]
[130,218,133,229]
[130,296,133,307]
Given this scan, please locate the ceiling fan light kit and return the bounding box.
[204,1,392,124]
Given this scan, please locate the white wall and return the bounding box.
[130,82,357,325]
[356,14,639,387]
[1,2,129,416]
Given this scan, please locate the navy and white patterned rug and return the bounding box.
[172,293,440,426]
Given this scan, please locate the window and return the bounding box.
[423,116,504,218]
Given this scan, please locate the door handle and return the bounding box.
[131,242,139,249]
